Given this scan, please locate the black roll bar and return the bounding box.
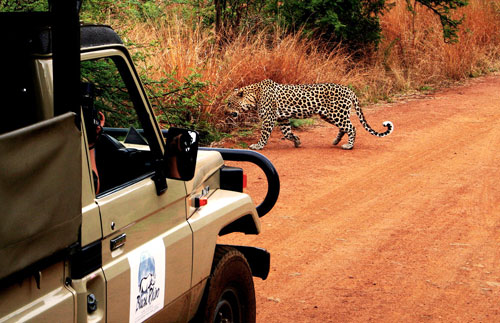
[103,127,280,217]
[200,147,280,218]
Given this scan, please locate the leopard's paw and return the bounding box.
[249,143,264,150]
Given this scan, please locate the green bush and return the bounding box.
[268,0,389,50]
[147,70,219,145]
[0,0,47,11]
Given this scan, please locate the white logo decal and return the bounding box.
[128,239,165,323]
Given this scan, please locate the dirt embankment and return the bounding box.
[220,75,500,322]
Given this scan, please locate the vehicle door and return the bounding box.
[81,50,192,322]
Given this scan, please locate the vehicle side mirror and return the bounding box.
[164,128,198,181]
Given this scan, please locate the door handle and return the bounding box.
[110,233,126,251]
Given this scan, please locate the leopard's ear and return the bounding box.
[235,89,244,97]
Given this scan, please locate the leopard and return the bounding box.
[226,79,394,150]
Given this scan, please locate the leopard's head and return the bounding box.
[226,87,258,118]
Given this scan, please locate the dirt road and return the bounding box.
[220,75,500,322]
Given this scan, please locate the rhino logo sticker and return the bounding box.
[128,239,165,323]
[136,252,160,310]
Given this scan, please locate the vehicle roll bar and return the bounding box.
[200,147,280,218]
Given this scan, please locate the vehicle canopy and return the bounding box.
[0,113,81,281]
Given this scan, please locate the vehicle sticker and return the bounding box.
[128,238,166,323]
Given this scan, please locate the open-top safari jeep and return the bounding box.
[0,1,279,322]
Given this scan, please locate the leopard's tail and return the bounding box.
[352,92,393,137]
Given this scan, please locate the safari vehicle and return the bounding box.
[0,1,279,322]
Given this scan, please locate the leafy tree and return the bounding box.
[190,0,269,41]
[406,0,468,43]
[266,0,468,49]
[267,0,390,50]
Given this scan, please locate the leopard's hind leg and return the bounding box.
[340,126,356,150]
[278,119,301,148]
[332,130,345,146]
[320,111,356,149]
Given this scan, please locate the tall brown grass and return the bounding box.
[124,0,500,130]
[380,0,500,87]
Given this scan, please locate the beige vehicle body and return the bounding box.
[0,5,279,323]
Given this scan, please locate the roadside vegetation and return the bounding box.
[4,0,500,143]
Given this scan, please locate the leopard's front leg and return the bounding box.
[278,119,301,148]
[250,119,275,150]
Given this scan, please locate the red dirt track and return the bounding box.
[220,75,500,322]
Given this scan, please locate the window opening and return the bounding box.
[81,57,154,195]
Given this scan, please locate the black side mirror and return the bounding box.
[164,128,198,181]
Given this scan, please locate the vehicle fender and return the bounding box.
[188,189,260,285]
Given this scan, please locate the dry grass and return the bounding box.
[122,0,500,131]
[379,0,500,85]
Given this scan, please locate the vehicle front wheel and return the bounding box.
[197,246,256,323]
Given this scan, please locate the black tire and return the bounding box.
[196,246,256,323]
